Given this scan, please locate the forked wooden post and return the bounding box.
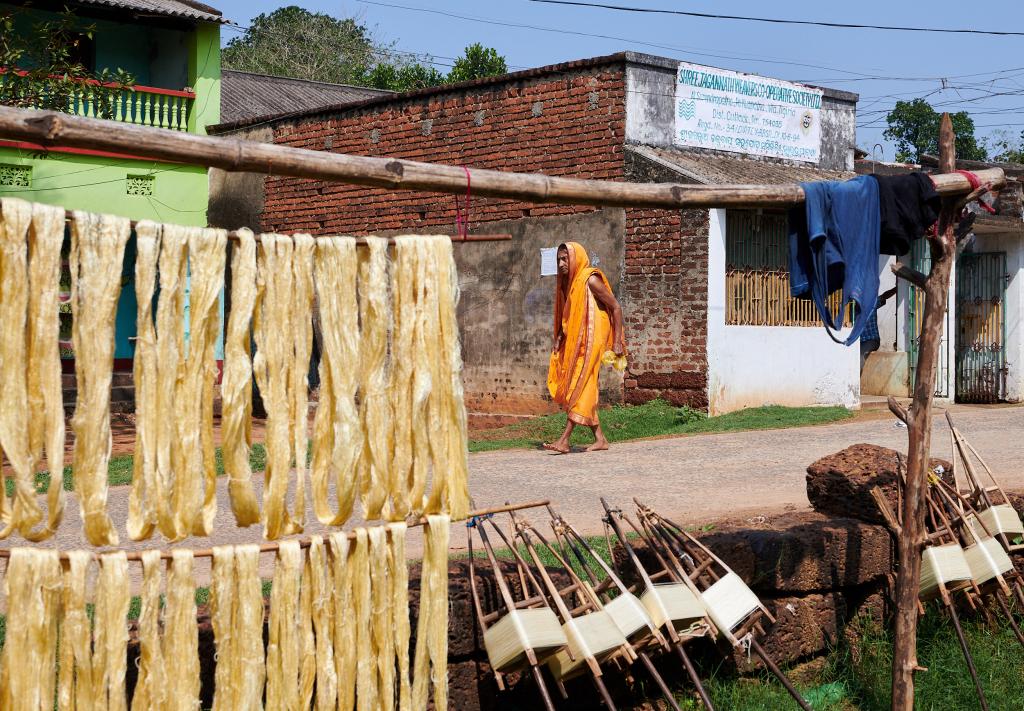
[890,113,959,711]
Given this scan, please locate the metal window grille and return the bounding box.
[725,210,850,327]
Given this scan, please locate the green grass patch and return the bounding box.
[469,400,853,453]
[674,610,1024,710]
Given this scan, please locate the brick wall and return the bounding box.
[621,208,709,408]
[621,151,710,408]
[260,63,627,236]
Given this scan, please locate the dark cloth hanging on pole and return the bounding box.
[870,172,941,256]
[787,175,881,346]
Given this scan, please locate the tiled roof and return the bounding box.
[219,70,393,126]
[631,145,854,184]
[71,0,225,24]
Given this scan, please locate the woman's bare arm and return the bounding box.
[588,275,625,355]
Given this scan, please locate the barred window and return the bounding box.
[725,210,851,327]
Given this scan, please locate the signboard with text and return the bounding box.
[674,62,823,163]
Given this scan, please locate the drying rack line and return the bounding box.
[0,499,550,563]
[59,210,511,244]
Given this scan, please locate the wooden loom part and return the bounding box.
[0,106,1004,210]
[880,460,992,711]
[930,474,1024,635]
[633,502,815,711]
[0,499,550,562]
[598,500,717,711]
[467,511,559,710]
[508,508,621,710]
[546,508,680,711]
[549,505,710,711]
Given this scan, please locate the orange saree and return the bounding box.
[547,242,613,426]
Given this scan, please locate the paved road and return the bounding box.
[3,404,1022,593]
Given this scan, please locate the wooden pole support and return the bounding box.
[890,113,960,711]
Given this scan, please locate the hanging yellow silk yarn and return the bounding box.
[131,550,167,711]
[329,531,357,711]
[69,210,131,546]
[22,202,68,541]
[390,523,412,711]
[126,222,161,541]
[153,224,188,540]
[0,548,61,710]
[222,228,262,527]
[311,236,361,525]
[412,515,451,710]
[180,227,227,537]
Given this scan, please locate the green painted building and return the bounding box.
[0,0,223,376]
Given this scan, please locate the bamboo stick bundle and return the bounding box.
[508,509,632,710]
[547,504,710,711]
[631,500,812,711]
[467,511,564,711]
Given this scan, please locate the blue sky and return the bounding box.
[215,0,1024,160]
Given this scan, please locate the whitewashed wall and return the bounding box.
[706,209,860,415]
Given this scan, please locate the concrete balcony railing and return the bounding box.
[1,71,197,132]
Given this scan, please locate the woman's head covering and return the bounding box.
[554,241,592,341]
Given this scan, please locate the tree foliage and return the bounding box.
[222,6,378,85]
[222,8,508,92]
[0,7,134,119]
[987,129,1024,164]
[447,43,508,84]
[884,98,987,163]
[364,62,445,93]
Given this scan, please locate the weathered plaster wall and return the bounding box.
[707,209,860,414]
[207,125,273,231]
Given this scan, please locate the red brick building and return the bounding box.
[209,52,860,424]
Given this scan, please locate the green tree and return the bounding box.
[884,98,987,163]
[222,6,378,85]
[987,129,1024,163]
[365,61,445,93]
[0,7,134,119]
[447,43,508,84]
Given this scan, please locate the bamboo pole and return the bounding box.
[58,209,513,244]
[890,114,959,711]
[0,106,1004,210]
[0,499,550,562]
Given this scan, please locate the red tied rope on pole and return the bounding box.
[955,169,997,214]
[454,165,472,240]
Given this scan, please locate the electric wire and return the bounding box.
[525,0,1024,37]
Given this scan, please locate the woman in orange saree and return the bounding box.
[544,242,625,454]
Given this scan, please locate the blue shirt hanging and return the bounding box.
[788,175,881,346]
